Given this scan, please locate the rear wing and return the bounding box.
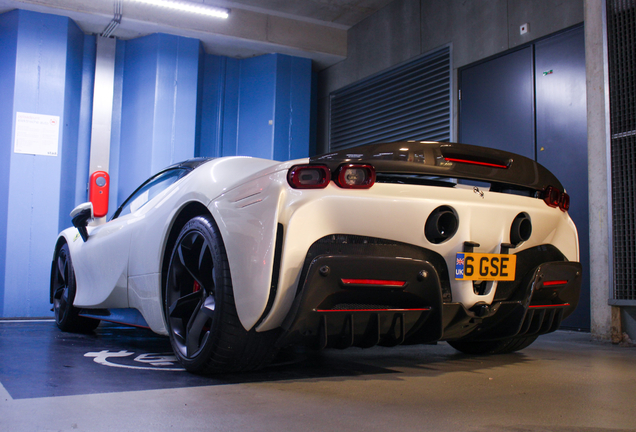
[310,142,563,193]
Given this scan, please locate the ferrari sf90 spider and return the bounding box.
[51,142,581,373]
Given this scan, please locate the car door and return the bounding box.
[72,168,189,308]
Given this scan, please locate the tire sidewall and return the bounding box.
[164,215,228,371]
[53,243,78,329]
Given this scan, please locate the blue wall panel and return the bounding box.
[290,58,313,159]
[0,11,19,316]
[273,55,292,161]
[274,55,312,161]
[58,21,85,232]
[119,35,159,201]
[154,35,200,167]
[118,34,200,202]
[194,45,205,159]
[237,55,277,159]
[198,53,312,161]
[221,58,241,157]
[309,71,318,157]
[0,10,84,317]
[198,54,226,157]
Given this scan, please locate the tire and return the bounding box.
[448,335,538,355]
[164,214,279,374]
[51,243,100,333]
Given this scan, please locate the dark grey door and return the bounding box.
[535,26,589,329]
[459,47,535,159]
[459,25,590,330]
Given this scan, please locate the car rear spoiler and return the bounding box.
[310,142,563,192]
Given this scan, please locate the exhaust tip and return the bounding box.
[425,206,459,244]
[510,213,532,246]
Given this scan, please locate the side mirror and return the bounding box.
[70,202,94,242]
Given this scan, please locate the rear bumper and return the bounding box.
[278,255,443,349]
[441,260,581,342]
[277,241,582,349]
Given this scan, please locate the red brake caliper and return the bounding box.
[192,280,210,333]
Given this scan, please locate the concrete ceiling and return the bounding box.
[0,0,394,69]
[213,0,394,27]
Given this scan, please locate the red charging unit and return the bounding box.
[89,171,110,218]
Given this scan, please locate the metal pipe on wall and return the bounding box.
[89,36,117,221]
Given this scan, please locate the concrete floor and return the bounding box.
[1,322,635,432]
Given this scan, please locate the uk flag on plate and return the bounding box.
[455,253,465,279]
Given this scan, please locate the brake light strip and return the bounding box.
[444,157,508,169]
[341,279,406,287]
[316,307,431,313]
[528,303,570,308]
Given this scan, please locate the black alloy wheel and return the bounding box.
[51,243,100,332]
[164,214,279,374]
[165,217,217,362]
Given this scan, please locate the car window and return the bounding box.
[113,168,188,219]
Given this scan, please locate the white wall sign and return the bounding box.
[14,112,60,156]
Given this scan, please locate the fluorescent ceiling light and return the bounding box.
[129,0,230,19]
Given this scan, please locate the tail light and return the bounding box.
[543,186,560,207]
[543,186,570,212]
[335,164,375,189]
[559,192,570,211]
[287,163,376,190]
[287,165,330,189]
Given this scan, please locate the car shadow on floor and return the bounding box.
[0,321,531,400]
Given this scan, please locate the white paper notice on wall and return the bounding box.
[14,112,60,156]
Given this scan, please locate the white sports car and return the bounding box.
[51,142,581,373]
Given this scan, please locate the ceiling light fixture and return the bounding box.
[129,0,230,19]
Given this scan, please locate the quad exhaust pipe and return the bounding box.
[510,213,532,246]
[424,208,532,247]
[425,206,459,244]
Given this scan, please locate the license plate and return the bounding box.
[455,252,516,281]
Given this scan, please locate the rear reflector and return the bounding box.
[287,165,330,189]
[529,303,570,308]
[335,164,376,189]
[317,307,431,313]
[542,280,568,287]
[341,279,406,287]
